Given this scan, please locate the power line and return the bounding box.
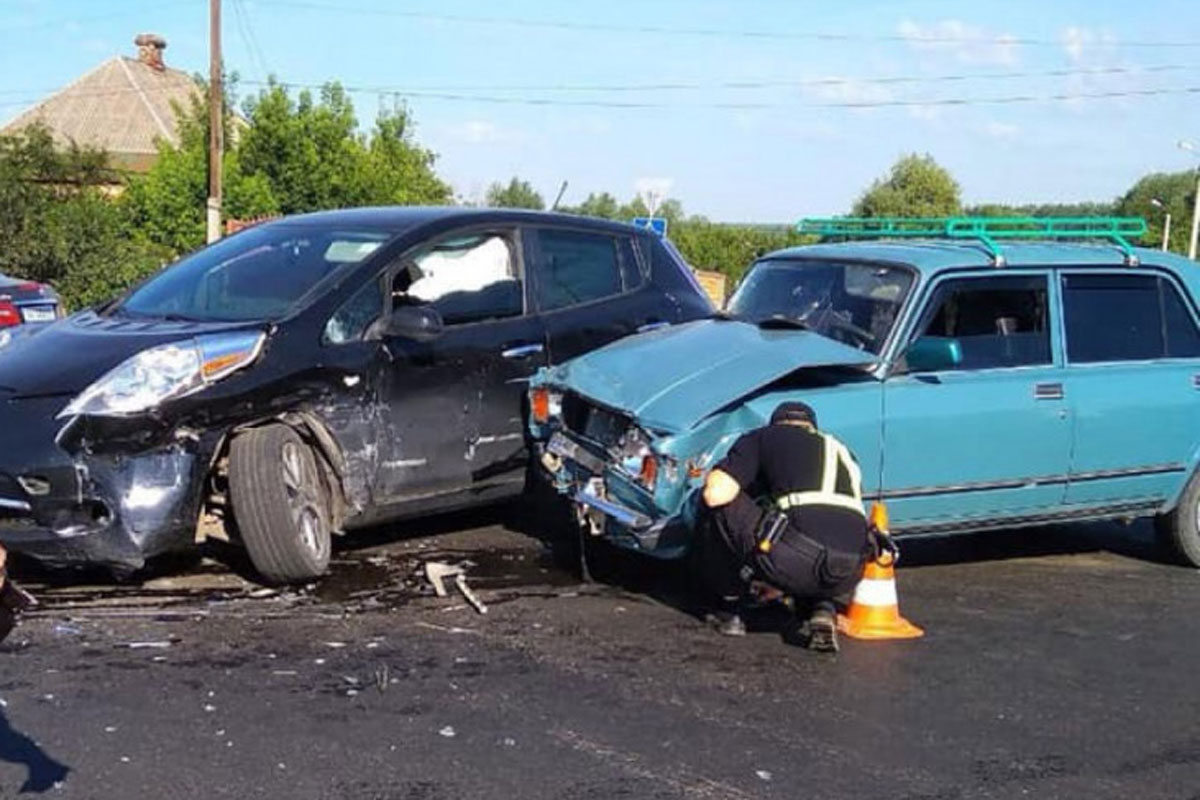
[260,64,1200,94]
[243,79,1200,110]
[231,0,272,79]
[242,0,1200,49]
[5,74,1199,113]
[5,62,1192,103]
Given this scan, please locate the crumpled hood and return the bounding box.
[547,318,878,432]
[0,311,262,398]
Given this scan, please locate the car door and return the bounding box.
[881,271,1072,528]
[1058,270,1200,508]
[374,227,548,503]
[527,226,670,362]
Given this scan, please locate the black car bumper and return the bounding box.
[0,396,214,573]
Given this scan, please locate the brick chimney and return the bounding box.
[134,33,167,71]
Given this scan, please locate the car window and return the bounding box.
[118,225,390,322]
[914,275,1051,370]
[324,276,385,344]
[727,259,913,354]
[535,229,626,311]
[391,233,523,326]
[1062,273,1200,362]
[617,237,644,291]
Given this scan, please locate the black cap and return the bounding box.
[770,401,817,428]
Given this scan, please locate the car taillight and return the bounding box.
[530,388,550,423]
[0,302,20,328]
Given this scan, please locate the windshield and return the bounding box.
[726,259,914,354]
[117,225,391,322]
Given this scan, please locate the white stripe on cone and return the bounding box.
[851,577,898,607]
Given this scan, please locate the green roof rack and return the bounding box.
[796,216,1149,266]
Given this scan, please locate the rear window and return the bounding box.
[1062,273,1200,362]
[118,224,391,322]
[535,229,627,311]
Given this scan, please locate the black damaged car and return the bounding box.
[0,207,711,582]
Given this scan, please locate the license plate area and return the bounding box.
[20,306,55,323]
[547,432,606,475]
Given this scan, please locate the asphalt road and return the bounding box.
[0,507,1197,799]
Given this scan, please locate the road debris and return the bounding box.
[424,561,488,614]
[438,726,456,738]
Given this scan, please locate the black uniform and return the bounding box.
[701,420,870,606]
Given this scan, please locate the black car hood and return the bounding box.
[0,311,264,398]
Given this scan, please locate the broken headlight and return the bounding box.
[613,426,675,492]
[529,386,563,424]
[58,331,266,418]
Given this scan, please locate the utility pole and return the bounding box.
[1191,168,1200,261]
[206,0,223,244]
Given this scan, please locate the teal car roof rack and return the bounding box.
[796,216,1149,267]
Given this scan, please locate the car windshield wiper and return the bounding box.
[754,314,813,331]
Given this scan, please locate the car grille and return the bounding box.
[562,393,630,448]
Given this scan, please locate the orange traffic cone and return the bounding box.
[837,502,924,640]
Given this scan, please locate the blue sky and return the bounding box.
[3,0,1200,221]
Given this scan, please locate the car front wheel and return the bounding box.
[229,425,332,584]
[1156,469,1200,567]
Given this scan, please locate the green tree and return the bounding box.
[1115,171,1196,254]
[567,191,620,219]
[0,125,166,309]
[852,153,962,218]
[485,177,544,209]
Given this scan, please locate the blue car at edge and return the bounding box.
[528,218,1200,567]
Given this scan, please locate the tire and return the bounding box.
[1156,469,1200,567]
[228,425,332,584]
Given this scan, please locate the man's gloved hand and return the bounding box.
[868,527,900,564]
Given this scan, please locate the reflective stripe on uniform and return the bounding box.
[776,491,865,516]
[774,432,865,516]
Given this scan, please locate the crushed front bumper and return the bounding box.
[537,431,693,558]
[0,396,215,574]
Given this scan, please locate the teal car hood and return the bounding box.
[549,318,878,432]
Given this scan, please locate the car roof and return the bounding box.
[764,240,1200,293]
[262,206,647,236]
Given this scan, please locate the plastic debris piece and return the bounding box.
[502,738,516,747]
[203,704,216,713]
[324,641,347,649]
[438,726,456,738]
[755,770,772,781]
[105,726,117,733]
[455,574,488,615]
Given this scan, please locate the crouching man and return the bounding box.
[698,402,869,652]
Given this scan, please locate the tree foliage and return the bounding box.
[1115,171,1196,254]
[0,125,166,310]
[485,177,544,209]
[852,153,962,218]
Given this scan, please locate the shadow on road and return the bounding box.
[0,708,69,793]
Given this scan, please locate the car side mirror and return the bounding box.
[383,304,444,342]
[904,336,962,372]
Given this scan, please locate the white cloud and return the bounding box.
[445,120,502,144]
[1059,26,1119,64]
[803,76,895,112]
[982,121,1020,140]
[898,19,1020,66]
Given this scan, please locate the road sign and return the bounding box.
[632,217,668,236]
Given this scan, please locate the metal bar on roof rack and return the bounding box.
[797,216,1148,265]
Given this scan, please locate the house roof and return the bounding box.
[0,55,200,172]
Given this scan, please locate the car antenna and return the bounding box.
[551,180,569,211]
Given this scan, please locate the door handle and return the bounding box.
[1033,382,1064,400]
[501,343,544,359]
[637,320,670,333]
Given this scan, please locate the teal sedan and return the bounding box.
[528,218,1200,566]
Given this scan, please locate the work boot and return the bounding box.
[705,610,747,637]
[807,601,839,653]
